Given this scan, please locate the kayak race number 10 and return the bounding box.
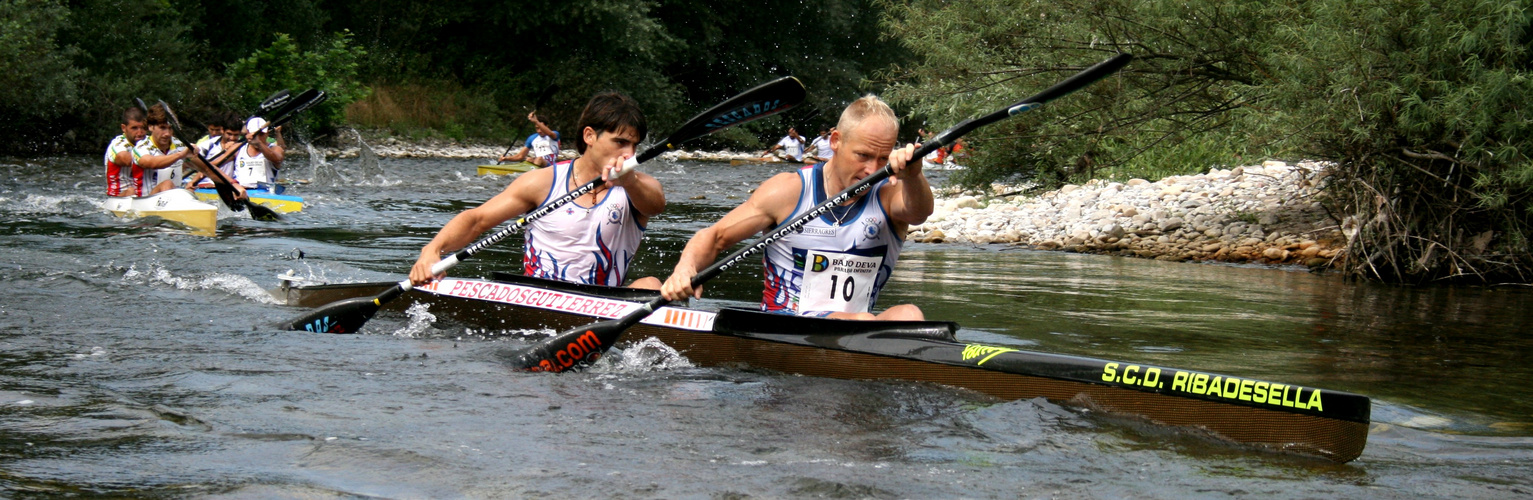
[799,249,881,313]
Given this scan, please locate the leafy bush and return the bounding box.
[877,0,1286,189]
[226,31,369,134]
[1267,0,1533,282]
[879,0,1533,282]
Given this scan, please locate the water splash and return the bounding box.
[9,193,98,215]
[592,337,694,373]
[120,262,280,304]
[353,130,389,185]
[307,142,348,186]
[394,302,437,337]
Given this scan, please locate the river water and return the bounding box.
[2,153,1531,498]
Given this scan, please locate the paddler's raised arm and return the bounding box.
[661,171,801,301]
[880,142,934,227]
[409,169,551,285]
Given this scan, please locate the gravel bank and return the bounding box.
[908,161,1347,269]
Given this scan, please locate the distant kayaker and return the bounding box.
[184,112,245,196]
[662,95,932,320]
[132,103,193,195]
[806,128,833,163]
[104,107,148,197]
[763,127,806,162]
[232,116,286,194]
[411,91,666,289]
[498,111,561,168]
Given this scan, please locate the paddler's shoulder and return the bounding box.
[503,163,558,196]
[749,171,804,204]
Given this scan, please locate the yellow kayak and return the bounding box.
[477,162,538,176]
[104,189,218,236]
[193,188,304,214]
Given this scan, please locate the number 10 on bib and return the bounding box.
[798,249,883,313]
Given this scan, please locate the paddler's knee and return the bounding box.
[628,276,662,290]
[876,304,924,322]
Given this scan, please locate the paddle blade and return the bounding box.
[259,89,292,115]
[247,201,282,221]
[636,76,806,163]
[508,318,630,372]
[1009,53,1133,112]
[280,296,381,333]
[266,90,328,130]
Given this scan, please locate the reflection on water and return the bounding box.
[882,248,1533,433]
[1,154,1531,497]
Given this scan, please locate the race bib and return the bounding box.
[798,249,882,313]
[532,137,558,158]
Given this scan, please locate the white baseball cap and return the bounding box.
[246,117,268,133]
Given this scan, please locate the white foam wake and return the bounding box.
[121,262,280,304]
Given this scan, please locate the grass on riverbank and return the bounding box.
[345,83,526,143]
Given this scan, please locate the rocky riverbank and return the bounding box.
[908,161,1347,269]
[299,133,1345,268]
[306,134,760,163]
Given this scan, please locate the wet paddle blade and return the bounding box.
[279,296,382,333]
[265,90,328,130]
[246,202,281,221]
[635,76,806,163]
[259,89,292,115]
[508,318,631,372]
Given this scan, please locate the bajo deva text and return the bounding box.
[1101,362,1324,412]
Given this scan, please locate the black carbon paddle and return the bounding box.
[509,53,1134,373]
[281,76,809,334]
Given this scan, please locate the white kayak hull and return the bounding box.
[104,190,218,235]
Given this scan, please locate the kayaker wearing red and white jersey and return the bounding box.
[411,91,666,289]
[104,107,147,197]
[662,95,933,320]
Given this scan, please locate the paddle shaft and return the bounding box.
[513,53,1134,372]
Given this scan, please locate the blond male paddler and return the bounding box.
[661,95,932,320]
[411,91,665,289]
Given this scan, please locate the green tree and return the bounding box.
[879,0,1533,283]
[0,0,81,126]
[1267,0,1533,282]
[53,0,203,151]
[225,31,369,133]
[877,0,1286,189]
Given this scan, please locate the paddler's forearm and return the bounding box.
[673,227,728,276]
[420,211,494,259]
[252,141,284,163]
[896,173,935,225]
[136,150,186,169]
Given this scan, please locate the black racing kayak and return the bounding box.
[276,272,1371,462]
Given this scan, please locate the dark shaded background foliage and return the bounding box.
[4,0,1528,282]
[1,0,904,153]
